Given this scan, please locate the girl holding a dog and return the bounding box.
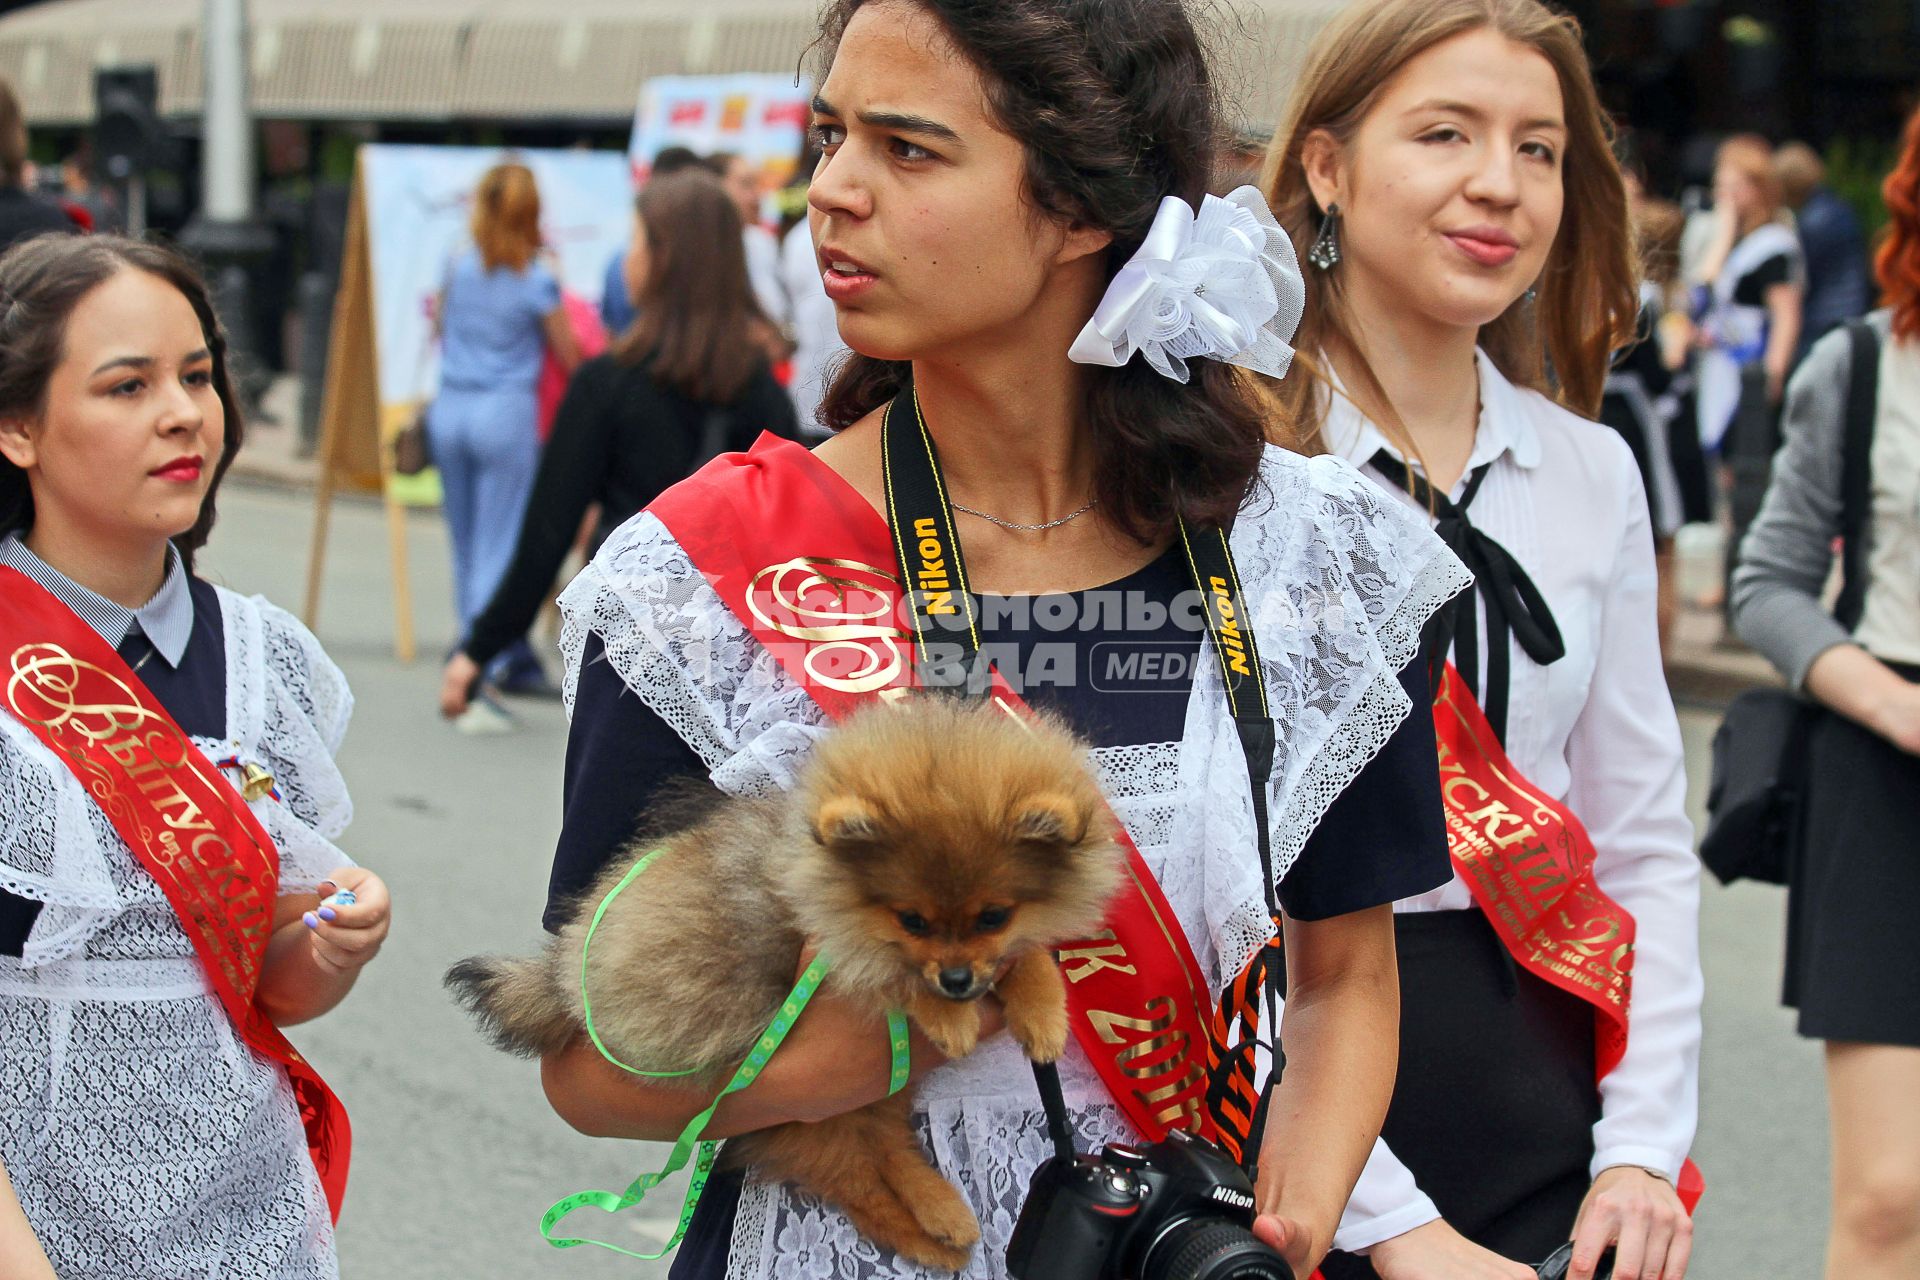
[536,0,1475,1276]
[0,234,390,1277]
[1259,2,1705,1278]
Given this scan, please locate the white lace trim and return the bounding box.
[562,444,1468,1279]
[0,588,352,1277]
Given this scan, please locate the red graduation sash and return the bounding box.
[648,435,1228,1146]
[0,565,351,1220]
[1433,663,1702,1210]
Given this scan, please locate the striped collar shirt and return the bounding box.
[1,533,194,667]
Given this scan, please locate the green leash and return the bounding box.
[540,850,913,1259]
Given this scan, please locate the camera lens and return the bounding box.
[1145,1219,1293,1280]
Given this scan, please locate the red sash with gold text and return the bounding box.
[0,566,351,1219]
[1434,663,1702,1209]
[648,436,1226,1146]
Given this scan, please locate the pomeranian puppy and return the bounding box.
[446,695,1123,1270]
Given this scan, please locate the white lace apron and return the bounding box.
[558,444,1470,1280]
[0,588,356,1279]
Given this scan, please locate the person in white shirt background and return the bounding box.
[1258,2,1703,1279]
[778,204,849,437]
[715,150,790,328]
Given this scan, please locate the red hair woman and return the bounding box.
[1733,103,1920,1280]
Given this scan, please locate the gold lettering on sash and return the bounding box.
[1460,797,1534,846]
[1088,997,1207,1135]
[747,557,909,693]
[1058,929,1137,983]
[1510,842,1568,894]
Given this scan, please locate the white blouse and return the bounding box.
[1321,352,1704,1253]
[1852,334,1920,668]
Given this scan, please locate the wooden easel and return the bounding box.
[304,163,418,661]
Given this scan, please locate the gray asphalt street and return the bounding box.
[197,480,1826,1279]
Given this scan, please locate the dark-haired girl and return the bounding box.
[526,2,1469,1277]
[437,170,800,717]
[0,235,390,1277]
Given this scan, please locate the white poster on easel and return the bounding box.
[306,143,632,659]
[359,144,632,423]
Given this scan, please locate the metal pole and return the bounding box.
[126,174,146,238]
[182,0,274,408]
[200,0,254,222]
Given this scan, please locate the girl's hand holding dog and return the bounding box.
[256,867,392,1027]
[543,948,1009,1143]
[776,945,1006,1124]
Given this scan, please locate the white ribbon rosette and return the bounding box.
[1068,185,1305,384]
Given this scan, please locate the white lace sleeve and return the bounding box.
[557,512,826,796]
[232,592,357,891]
[1197,448,1470,985]
[0,716,124,963]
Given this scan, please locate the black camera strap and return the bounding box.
[878,386,1286,1178]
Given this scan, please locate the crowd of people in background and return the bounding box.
[433,142,847,728]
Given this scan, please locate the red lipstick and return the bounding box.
[150,455,203,483]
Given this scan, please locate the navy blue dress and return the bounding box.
[549,541,1451,1277]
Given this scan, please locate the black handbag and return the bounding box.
[1700,687,1820,884]
[1698,319,1878,885]
[393,406,433,476]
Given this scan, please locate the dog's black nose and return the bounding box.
[938,967,975,997]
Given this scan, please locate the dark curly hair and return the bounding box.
[0,234,243,570]
[813,0,1270,543]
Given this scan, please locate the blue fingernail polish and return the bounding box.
[303,912,319,929]
[318,906,337,922]
[329,890,356,907]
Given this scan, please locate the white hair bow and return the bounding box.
[1068,185,1305,384]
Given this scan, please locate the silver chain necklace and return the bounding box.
[950,497,1098,533]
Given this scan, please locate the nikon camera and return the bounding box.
[1005,1128,1293,1280]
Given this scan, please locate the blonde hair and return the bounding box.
[1717,133,1783,228]
[470,162,542,273]
[1257,0,1636,455]
[1773,140,1824,210]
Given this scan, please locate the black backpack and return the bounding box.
[1700,319,1879,886]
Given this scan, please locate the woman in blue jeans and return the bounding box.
[429,160,580,705]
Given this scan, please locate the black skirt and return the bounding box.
[1319,911,1598,1279]
[1785,687,1920,1048]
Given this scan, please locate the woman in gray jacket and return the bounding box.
[1731,105,1920,1280]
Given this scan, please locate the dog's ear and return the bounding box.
[811,796,886,858]
[1012,791,1090,849]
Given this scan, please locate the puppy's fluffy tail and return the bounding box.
[445,953,579,1057]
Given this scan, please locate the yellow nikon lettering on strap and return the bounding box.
[1207,576,1251,677]
[910,517,955,614]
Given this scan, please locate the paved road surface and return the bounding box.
[197,482,1825,1278]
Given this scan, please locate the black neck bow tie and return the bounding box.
[1370,449,1565,743]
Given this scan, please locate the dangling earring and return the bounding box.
[1307,202,1343,271]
